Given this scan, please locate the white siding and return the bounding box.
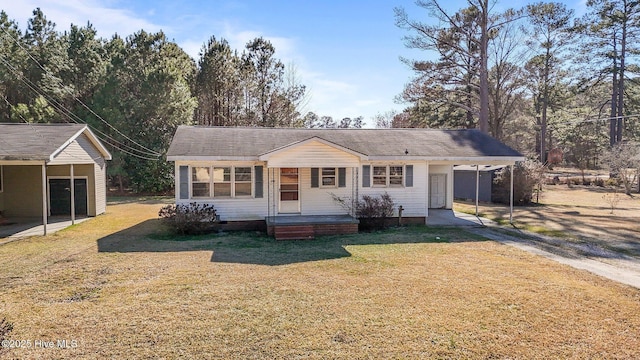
[360,162,428,217]
[266,140,361,168]
[299,167,354,216]
[94,159,107,215]
[50,134,101,165]
[175,161,268,221]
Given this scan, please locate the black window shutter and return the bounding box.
[338,168,346,187]
[406,165,413,187]
[311,168,319,188]
[179,166,189,199]
[254,165,263,198]
[362,165,370,187]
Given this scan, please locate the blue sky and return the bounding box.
[4,0,586,127]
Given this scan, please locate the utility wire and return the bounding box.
[0,55,160,160]
[0,26,161,157]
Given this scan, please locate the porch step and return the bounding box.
[273,225,315,240]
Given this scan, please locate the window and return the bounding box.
[370,165,404,187]
[190,166,253,198]
[234,167,252,196]
[389,166,403,187]
[321,168,336,187]
[373,166,387,186]
[213,167,231,197]
[191,167,210,197]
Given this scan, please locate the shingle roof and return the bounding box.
[0,123,109,161]
[167,126,523,160]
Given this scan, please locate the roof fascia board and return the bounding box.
[367,156,524,164]
[167,156,259,162]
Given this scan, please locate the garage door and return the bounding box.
[49,178,88,216]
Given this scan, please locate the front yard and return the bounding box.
[0,198,639,358]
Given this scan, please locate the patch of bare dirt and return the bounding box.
[456,184,640,258]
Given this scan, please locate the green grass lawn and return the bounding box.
[1,199,639,359]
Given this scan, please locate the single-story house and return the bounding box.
[167,126,524,239]
[453,165,506,203]
[0,123,112,234]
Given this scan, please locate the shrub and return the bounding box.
[158,202,218,235]
[331,192,395,231]
[492,159,545,205]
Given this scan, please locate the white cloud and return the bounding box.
[3,0,164,38]
[2,0,402,126]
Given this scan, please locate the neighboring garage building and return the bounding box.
[0,123,111,234]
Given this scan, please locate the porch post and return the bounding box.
[509,164,514,224]
[70,164,75,225]
[41,163,47,235]
[475,164,480,216]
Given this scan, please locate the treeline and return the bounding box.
[0,8,362,193]
[393,0,640,168]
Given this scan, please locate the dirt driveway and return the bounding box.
[456,184,640,288]
[457,185,640,257]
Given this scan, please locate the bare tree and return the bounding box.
[395,0,521,135]
[601,142,640,194]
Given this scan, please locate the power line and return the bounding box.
[0,25,161,157]
[0,55,160,160]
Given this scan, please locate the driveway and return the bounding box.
[467,225,640,289]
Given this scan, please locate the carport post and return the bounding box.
[475,164,479,216]
[70,164,75,225]
[41,163,47,235]
[509,164,514,224]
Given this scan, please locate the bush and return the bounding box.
[492,159,545,205]
[330,192,396,231]
[158,202,218,235]
[356,193,395,231]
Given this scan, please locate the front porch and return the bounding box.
[266,215,359,240]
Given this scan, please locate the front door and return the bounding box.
[429,174,446,209]
[279,168,300,213]
[49,178,88,216]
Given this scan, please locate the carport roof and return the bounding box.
[0,123,111,161]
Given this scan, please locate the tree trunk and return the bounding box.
[617,8,627,145]
[478,10,489,134]
[610,34,619,147]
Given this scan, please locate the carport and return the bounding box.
[0,123,111,236]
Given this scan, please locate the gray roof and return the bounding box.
[167,126,523,160]
[0,123,109,161]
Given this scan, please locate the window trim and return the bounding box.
[233,166,253,197]
[191,166,211,198]
[372,165,387,187]
[190,165,254,199]
[368,164,405,188]
[0,165,3,193]
[320,167,337,188]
